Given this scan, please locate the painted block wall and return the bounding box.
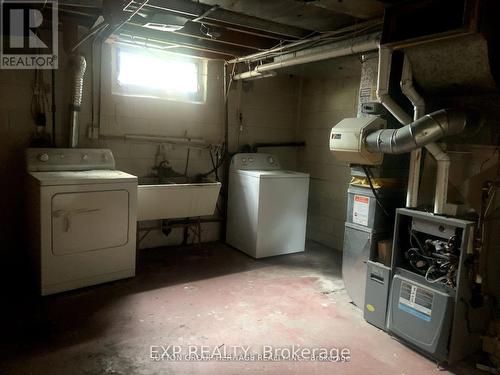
[0,34,304,258]
[296,69,362,250]
[81,43,225,248]
[227,76,301,169]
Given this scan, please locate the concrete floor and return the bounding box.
[0,241,478,374]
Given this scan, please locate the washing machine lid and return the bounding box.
[234,170,309,179]
[29,170,137,186]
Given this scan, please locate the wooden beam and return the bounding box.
[118,23,255,57]
[303,0,385,20]
[174,21,276,51]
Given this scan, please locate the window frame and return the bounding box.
[110,44,207,104]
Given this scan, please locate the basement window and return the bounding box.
[112,45,206,103]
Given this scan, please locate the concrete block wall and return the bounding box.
[79,43,225,248]
[296,71,361,250]
[227,75,301,170]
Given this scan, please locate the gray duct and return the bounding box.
[365,109,468,154]
[69,55,87,148]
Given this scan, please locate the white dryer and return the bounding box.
[226,153,309,258]
[26,148,137,295]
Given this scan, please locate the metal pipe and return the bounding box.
[252,142,305,151]
[116,32,236,56]
[51,68,56,146]
[374,45,466,215]
[227,19,382,64]
[365,109,468,154]
[71,21,108,53]
[401,55,425,120]
[107,0,149,38]
[233,34,380,80]
[425,143,450,214]
[401,54,426,208]
[124,134,206,146]
[91,23,109,133]
[376,46,412,125]
[192,5,219,22]
[137,0,308,39]
[222,62,230,241]
[69,54,87,148]
[365,108,468,215]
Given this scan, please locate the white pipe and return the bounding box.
[233,35,380,81]
[376,46,412,125]
[228,19,382,64]
[400,55,426,208]
[234,70,276,80]
[406,149,422,207]
[424,143,450,214]
[401,56,425,119]
[376,47,454,215]
[124,134,207,146]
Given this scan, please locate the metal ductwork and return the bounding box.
[69,54,87,148]
[405,34,499,95]
[365,109,468,154]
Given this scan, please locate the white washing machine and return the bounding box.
[226,153,310,258]
[26,148,137,295]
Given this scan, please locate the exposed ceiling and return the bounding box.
[55,0,397,59]
[198,0,388,31]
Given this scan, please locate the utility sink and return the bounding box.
[137,175,221,221]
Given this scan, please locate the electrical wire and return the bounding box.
[425,266,449,284]
[200,144,226,178]
[362,166,390,218]
[263,23,380,61]
[409,228,424,251]
[209,148,219,181]
[184,148,190,176]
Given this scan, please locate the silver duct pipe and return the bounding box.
[69,55,87,148]
[375,45,469,214]
[365,109,468,154]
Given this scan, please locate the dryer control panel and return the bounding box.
[230,153,281,171]
[26,148,116,172]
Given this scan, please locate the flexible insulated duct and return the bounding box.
[365,109,468,154]
[69,55,87,148]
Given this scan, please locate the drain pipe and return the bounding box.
[400,54,425,208]
[69,55,87,148]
